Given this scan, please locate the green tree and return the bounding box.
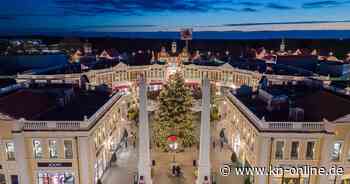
[152,73,197,151]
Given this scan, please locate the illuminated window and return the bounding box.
[33,140,43,159]
[275,141,284,160]
[306,141,315,160]
[290,141,299,160]
[5,142,15,161]
[49,140,59,159]
[64,140,73,159]
[331,141,343,162]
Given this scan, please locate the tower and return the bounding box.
[171,41,177,54]
[83,41,92,55]
[280,38,286,52]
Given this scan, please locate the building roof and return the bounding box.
[0,90,56,120]
[0,78,16,88]
[35,90,111,121]
[0,84,111,121]
[236,84,350,122]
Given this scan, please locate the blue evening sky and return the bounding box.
[1,0,350,34]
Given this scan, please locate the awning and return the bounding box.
[113,85,130,89]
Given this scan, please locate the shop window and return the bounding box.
[33,140,43,159]
[10,175,18,184]
[275,141,284,160]
[37,172,75,184]
[290,141,299,160]
[49,140,59,159]
[306,141,315,160]
[0,174,5,184]
[64,140,73,159]
[331,141,343,162]
[5,142,15,161]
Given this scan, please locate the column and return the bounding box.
[318,134,333,184]
[138,77,152,184]
[78,136,91,184]
[13,132,30,184]
[197,76,211,184]
[255,136,270,184]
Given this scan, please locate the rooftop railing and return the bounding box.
[226,92,333,133]
[15,93,123,131]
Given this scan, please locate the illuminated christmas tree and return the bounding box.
[152,72,196,151]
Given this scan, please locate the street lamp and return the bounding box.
[168,135,178,162]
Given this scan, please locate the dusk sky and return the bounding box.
[2,0,350,34]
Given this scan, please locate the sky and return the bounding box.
[1,0,350,35]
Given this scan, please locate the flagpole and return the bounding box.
[186,40,189,52]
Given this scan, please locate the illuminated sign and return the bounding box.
[180,28,193,40]
[37,162,72,168]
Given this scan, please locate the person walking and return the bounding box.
[203,176,210,184]
[139,176,145,184]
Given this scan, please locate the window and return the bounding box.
[306,141,315,160]
[0,174,5,184]
[10,175,18,184]
[49,140,59,159]
[33,140,43,159]
[331,141,343,162]
[64,140,73,159]
[290,141,299,160]
[5,142,15,161]
[275,141,284,160]
[348,147,350,162]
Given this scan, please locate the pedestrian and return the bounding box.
[176,166,181,177]
[139,176,145,184]
[220,140,224,151]
[203,176,210,184]
[172,165,176,176]
[212,140,216,149]
[133,139,136,149]
[97,179,102,184]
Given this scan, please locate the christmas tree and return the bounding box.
[152,72,197,151]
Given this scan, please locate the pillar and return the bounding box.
[78,136,91,184]
[197,76,211,184]
[255,136,270,184]
[13,132,30,184]
[318,134,333,184]
[138,77,152,184]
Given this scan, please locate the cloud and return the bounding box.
[76,24,157,30]
[266,3,295,10]
[0,15,16,21]
[53,0,239,16]
[302,0,350,8]
[238,2,263,6]
[240,8,258,12]
[223,20,350,27]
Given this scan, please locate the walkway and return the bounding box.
[211,109,245,184]
[102,145,138,184]
[151,148,198,184]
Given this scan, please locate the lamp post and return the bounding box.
[168,135,178,162]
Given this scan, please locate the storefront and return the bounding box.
[36,162,75,184]
[271,176,310,184]
[0,173,5,184]
[148,82,163,91]
[113,85,130,95]
[37,172,74,184]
